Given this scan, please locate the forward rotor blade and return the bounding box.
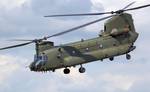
[0,42,33,50]
[9,39,34,42]
[122,1,136,10]
[44,12,112,17]
[9,39,44,43]
[125,4,150,11]
[45,15,113,39]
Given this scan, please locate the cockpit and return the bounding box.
[30,54,48,71]
[34,54,48,66]
[34,54,48,62]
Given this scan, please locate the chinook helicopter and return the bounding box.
[0,2,150,74]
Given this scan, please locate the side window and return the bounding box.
[39,56,42,60]
[43,55,48,61]
[86,48,89,51]
[99,44,103,49]
[34,55,38,62]
[34,54,48,62]
[104,25,106,32]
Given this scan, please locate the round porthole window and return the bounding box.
[86,48,89,51]
[99,44,103,48]
[72,51,76,54]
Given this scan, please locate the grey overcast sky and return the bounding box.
[0,0,150,92]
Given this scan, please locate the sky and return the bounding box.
[0,0,150,92]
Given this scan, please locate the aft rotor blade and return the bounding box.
[44,12,112,17]
[0,42,33,50]
[45,15,113,38]
[124,4,150,11]
[44,2,136,17]
[122,1,136,10]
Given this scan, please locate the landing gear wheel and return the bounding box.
[52,69,55,72]
[126,54,131,60]
[63,68,70,74]
[79,67,86,73]
[109,57,114,61]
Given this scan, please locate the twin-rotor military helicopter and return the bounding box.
[0,2,150,74]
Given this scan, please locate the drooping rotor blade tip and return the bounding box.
[0,42,33,50]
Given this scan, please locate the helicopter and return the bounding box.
[0,2,150,74]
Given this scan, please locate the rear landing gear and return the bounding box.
[52,69,55,72]
[109,57,114,61]
[79,65,86,73]
[63,68,70,74]
[126,54,131,60]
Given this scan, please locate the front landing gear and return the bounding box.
[79,65,86,73]
[126,54,131,60]
[63,68,70,74]
[79,67,86,73]
[109,57,114,61]
[63,65,86,74]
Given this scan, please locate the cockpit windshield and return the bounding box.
[34,54,48,63]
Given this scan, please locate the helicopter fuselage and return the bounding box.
[30,30,138,72]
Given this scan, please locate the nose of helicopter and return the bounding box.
[29,62,41,71]
[29,60,48,72]
[29,62,36,71]
[29,54,49,71]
